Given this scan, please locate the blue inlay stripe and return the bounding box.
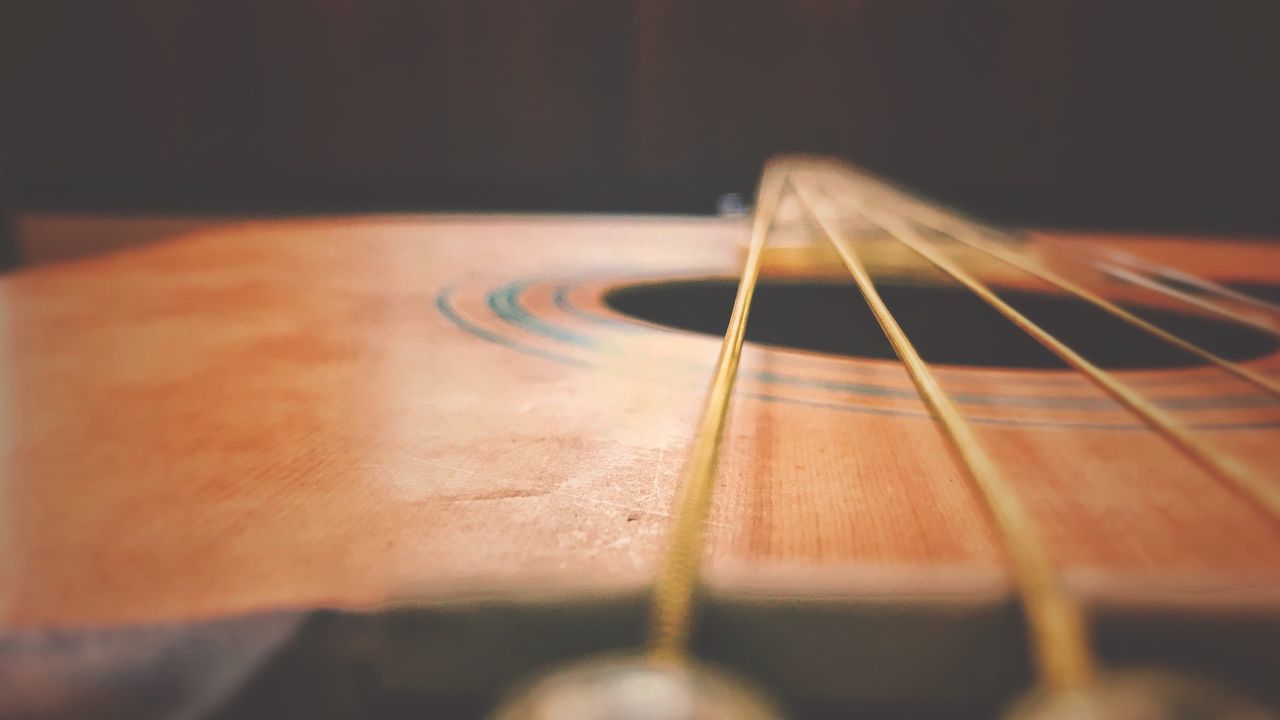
[435,284,1280,431]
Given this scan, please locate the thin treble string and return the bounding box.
[1094,246,1280,318]
[789,174,1096,693]
[829,165,1280,399]
[819,171,1280,524]
[647,161,789,663]
[1096,260,1280,337]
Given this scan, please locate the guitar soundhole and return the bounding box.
[604,279,1279,370]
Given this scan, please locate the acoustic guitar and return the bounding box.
[2,158,1278,719]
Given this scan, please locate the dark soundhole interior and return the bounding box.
[604,279,1279,370]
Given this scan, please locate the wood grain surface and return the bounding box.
[1,214,1279,635]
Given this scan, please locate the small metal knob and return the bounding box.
[490,654,784,720]
[1005,670,1277,720]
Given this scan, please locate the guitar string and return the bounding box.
[815,170,1280,526]
[1096,260,1280,337]
[1089,246,1280,318]
[647,157,1277,687]
[828,164,1280,399]
[789,172,1095,693]
[646,160,788,662]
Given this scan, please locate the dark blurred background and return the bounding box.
[2,1,1279,267]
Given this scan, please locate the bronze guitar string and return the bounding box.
[1093,246,1280,319]
[829,164,1280,399]
[1096,260,1280,337]
[813,169,1280,522]
[642,158,1277,710]
[491,166,793,717]
[788,172,1096,694]
[646,159,789,663]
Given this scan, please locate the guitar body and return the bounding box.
[2,210,1279,717]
